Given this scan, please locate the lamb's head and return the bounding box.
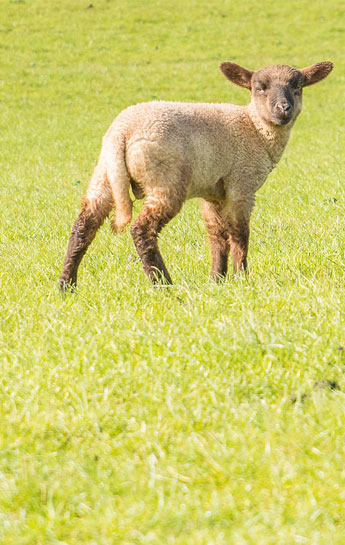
[219,61,333,127]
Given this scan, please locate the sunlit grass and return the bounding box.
[1,0,345,543]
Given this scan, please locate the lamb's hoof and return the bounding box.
[290,392,308,404]
[59,277,76,293]
[210,272,227,282]
[151,275,173,286]
[313,379,340,391]
[290,379,340,404]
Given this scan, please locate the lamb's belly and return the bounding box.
[186,176,225,201]
[185,137,229,200]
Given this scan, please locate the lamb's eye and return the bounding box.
[256,84,267,94]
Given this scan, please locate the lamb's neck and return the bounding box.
[247,101,293,166]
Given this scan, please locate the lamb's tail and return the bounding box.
[102,134,133,233]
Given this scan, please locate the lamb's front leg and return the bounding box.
[229,217,250,272]
[201,200,230,281]
[227,203,253,273]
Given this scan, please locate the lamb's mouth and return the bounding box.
[272,115,293,126]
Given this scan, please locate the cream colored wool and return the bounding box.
[89,98,291,232]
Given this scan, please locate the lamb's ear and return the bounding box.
[300,61,333,87]
[219,62,254,90]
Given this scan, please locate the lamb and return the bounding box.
[59,60,333,289]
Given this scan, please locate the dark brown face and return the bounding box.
[251,65,304,126]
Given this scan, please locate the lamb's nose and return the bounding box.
[276,102,291,114]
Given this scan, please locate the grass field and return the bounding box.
[1,0,345,543]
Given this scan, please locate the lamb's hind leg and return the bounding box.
[59,168,112,291]
[131,192,183,284]
[201,200,230,281]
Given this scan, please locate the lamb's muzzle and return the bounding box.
[60,60,333,290]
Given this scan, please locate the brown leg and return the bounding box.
[228,214,250,273]
[201,200,230,281]
[131,197,182,284]
[59,171,113,291]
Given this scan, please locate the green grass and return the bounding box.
[1,0,345,543]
